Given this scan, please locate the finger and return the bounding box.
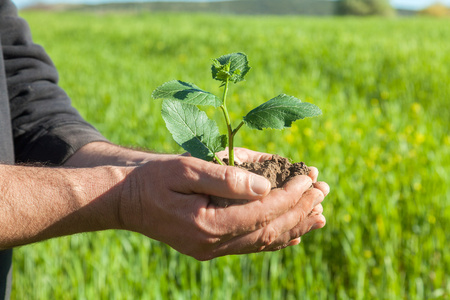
[233,147,273,163]
[216,147,274,164]
[264,213,326,252]
[313,181,330,197]
[308,167,318,182]
[251,186,325,251]
[215,175,312,239]
[288,237,301,246]
[210,176,315,253]
[261,238,298,252]
[310,203,324,214]
[214,184,325,254]
[212,213,324,256]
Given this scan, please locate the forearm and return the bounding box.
[0,164,128,249]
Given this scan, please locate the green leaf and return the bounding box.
[152,80,221,107]
[243,94,322,130]
[161,100,226,161]
[211,52,250,84]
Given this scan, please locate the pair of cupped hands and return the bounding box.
[117,147,329,261]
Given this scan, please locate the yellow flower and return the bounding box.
[444,135,450,145]
[316,140,325,152]
[229,111,238,120]
[343,214,351,223]
[303,127,313,137]
[369,146,381,160]
[355,128,363,138]
[285,133,295,145]
[345,156,354,165]
[384,122,393,132]
[177,53,187,63]
[267,142,276,153]
[428,215,436,224]
[411,102,422,115]
[376,215,385,239]
[405,125,414,135]
[414,133,426,145]
[372,267,382,276]
[334,132,342,142]
[376,128,386,137]
[413,182,422,191]
[366,159,375,169]
[290,123,299,134]
[381,91,390,100]
[374,107,381,116]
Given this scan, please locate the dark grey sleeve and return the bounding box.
[0,0,108,165]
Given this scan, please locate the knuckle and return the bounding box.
[190,212,225,252]
[297,208,308,222]
[222,166,240,191]
[256,211,272,229]
[177,160,199,181]
[265,237,293,252]
[181,166,195,179]
[272,245,285,251]
[304,188,323,203]
[198,235,222,248]
[298,175,313,187]
[257,225,279,251]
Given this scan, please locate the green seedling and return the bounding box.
[152,52,321,166]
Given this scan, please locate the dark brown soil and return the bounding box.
[210,155,309,207]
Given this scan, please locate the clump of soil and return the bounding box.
[210,155,309,207]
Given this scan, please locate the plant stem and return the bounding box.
[232,121,245,138]
[220,78,235,166]
[214,154,225,166]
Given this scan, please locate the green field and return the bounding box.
[11,11,450,299]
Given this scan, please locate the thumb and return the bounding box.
[179,158,271,200]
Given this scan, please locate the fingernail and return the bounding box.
[251,175,270,195]
[311,223,321,230]
[312,218,326,230]
[289,237,301,246]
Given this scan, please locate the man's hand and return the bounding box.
[118,149,328,260]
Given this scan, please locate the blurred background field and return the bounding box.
[11,11,450,299]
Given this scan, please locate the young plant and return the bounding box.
[152,52,321,166]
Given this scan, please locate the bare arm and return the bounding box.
[0,141,152,249]
[0,163,127,250]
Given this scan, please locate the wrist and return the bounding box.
[116,165,145,232]
[83,165,134,231]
